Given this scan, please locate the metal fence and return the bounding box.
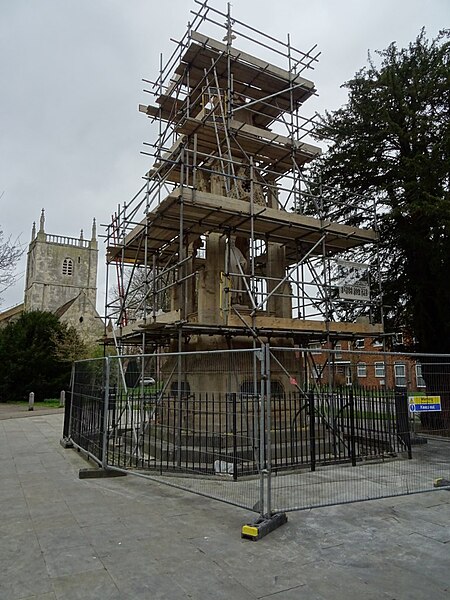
[67,357,107,463]
[64,347,450,517]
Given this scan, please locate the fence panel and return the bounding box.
[66,348,450,517]
[104,348,264,511]
[69,357,107,464]
[267,348,450,513]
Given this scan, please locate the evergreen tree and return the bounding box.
[314,29,450,354]
[0,311,86,402]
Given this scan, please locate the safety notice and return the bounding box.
[408,396,441,412]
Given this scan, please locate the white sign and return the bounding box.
[338,283,371,300]
[335,259,370,301]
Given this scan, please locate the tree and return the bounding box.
[313,30,450,430]
[51,324,91,362]
[314,29,450,354]
[110,265,171,326]
[0,226,23,303]
[0,311,86,402]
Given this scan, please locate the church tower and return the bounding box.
[24,210,101,340]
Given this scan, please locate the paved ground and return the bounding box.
[1,412,450,600]
[0,403,64,420]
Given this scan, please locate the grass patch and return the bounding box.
[7,399,62,408]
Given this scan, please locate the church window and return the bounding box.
[62,258,74,276]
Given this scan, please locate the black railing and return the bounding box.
[67,370,106,464]
[269,386,409,473]
[105,390,261,478]
[93,386,410,477]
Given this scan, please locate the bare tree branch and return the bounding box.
[0,228,24,302]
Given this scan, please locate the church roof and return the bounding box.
[0,303,24,324]
[53,296,78,318]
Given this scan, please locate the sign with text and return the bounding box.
[334,259,371,301]
[338,284,370,300]
[408,396,441,413]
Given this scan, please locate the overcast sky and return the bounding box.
[0,0,447,312]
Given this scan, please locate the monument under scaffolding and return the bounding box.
[104,1,383,393]
[62,4,450,522]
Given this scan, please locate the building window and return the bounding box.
[334,342,342,359]
[62,258,73,276]
[394,363,406,387]
[393,333,404,346]
[355,339,365,349]
[415,363,426,388]
[357,362,367,378]
[374,362,385,378]
[310,364,322,380]
[308,342,321,355]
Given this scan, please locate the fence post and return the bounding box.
[101,357,110,469]
[349,388,356,467]
[232,392,238,482]
[265,343,272,517]
[258,345,266,517]
[308,390,316,472]
[62,391,72,440]
[59,390,65,408]
[67,363,76,440]
[28,392,34,411]
[395,387,412,459]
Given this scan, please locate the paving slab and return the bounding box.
[51,570,122,600]
[0,412,449,600]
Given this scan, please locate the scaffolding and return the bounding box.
[104,0,383,357]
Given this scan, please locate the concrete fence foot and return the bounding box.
[79,468,127,479]
[434,477,450,489]
[241,513,288,541]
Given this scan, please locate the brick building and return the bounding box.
[306,337,426,391]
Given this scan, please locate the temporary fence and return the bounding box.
[64,347,450,517]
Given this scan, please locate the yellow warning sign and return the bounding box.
[408,396,441,412]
